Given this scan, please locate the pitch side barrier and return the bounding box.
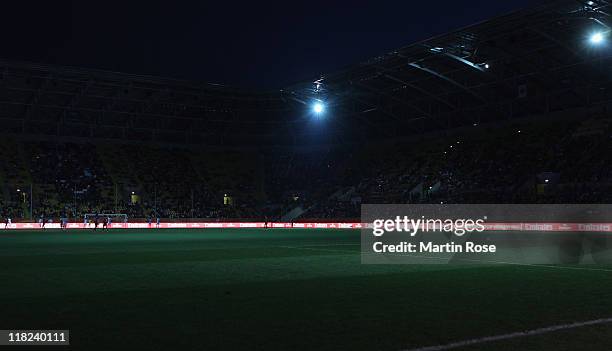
[2,222,362,230]
[3,222,612,232]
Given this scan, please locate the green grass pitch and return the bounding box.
[0,228,611,350]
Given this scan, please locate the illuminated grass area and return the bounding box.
[0,229,611,350]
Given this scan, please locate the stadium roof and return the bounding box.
[287,0,612,139]
[0,59,296,146]
[1,0,611,146]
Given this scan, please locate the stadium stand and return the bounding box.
[0,110,611,222]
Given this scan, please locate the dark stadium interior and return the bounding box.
[1,0,612,222]
[2,0,612,350]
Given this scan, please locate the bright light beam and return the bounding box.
[590,31,605,45]
[312,101,325,114]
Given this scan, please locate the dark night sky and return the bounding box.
[2,1,538,89]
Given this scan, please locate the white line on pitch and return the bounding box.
[402,317,612,351]
[475,260,612,272]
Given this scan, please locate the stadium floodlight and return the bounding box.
[312,101,325,114]
[589,31,605,45]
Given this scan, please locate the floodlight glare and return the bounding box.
[313,101,325,114]
[590,32,605,45]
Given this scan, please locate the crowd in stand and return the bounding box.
[1,115,611,222]
[302,115,612,218]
